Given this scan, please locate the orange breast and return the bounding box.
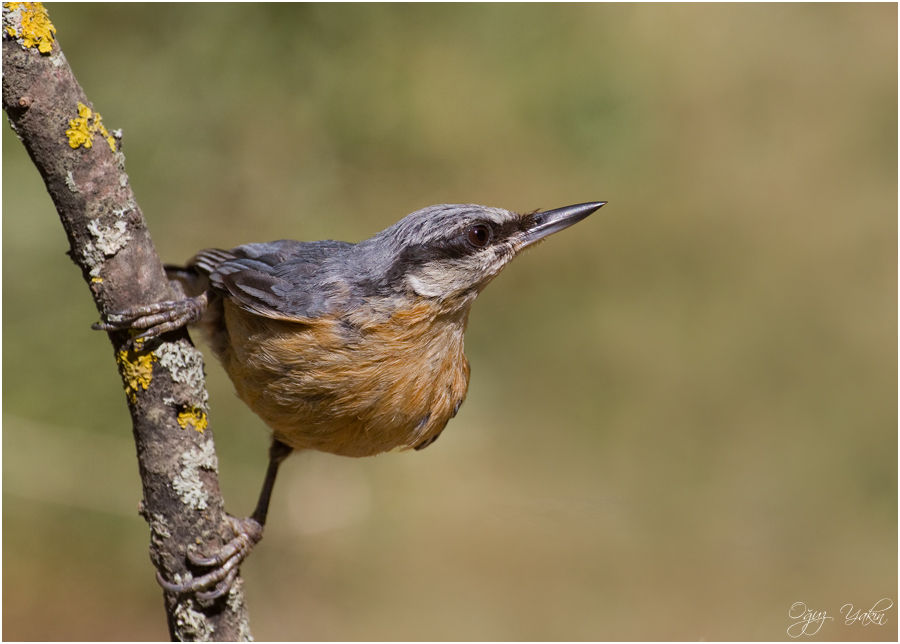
[216,299,470,457]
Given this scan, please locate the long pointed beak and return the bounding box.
[521,201,606,246]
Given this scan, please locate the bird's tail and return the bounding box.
[164,263,208,298]
[164,248,234,297]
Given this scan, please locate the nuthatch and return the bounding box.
[95,200,605,599]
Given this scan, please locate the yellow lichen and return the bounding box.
[66,103,93,148]
[116,347,156,403]
[97,120,116,152]
[177,407,209,433]
[91,276,104,283]
[66,102,117,151]
[5,2,56,54]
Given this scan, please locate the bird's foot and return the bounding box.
[92,293,208,342]
[156,515,263,601]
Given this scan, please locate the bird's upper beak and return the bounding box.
[521,201,606,247]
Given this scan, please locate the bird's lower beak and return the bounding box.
[521,201,606,247]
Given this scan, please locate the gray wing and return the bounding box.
[190,240,355,321]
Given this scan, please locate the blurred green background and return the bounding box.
[4,3,896,640]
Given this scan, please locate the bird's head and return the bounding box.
[356,202,605,312]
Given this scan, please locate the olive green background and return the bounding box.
[4,4,896,640]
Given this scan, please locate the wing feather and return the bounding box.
[188,240,355,321]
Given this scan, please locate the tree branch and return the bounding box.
[2,4,251,640]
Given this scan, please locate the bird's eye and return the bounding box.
[466,224,491,248]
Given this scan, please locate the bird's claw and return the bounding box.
[157,516,263,601]
[92,293,208,343]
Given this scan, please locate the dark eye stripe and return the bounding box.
[383,218,518,289]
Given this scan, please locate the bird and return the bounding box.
[94,200,605,600]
